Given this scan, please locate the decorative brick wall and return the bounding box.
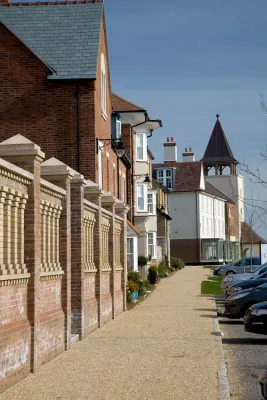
[0,136,129,394]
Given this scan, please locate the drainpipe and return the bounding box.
[76,83,81,173]
[117,156,120,200]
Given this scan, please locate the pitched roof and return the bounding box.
[153,161,203,192]
[201,116,238,164]
[241,221,267,244]
[205,182,235,203]
[0,1,103,80]
[112,93,145,113]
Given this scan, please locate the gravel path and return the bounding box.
[1,267,221,400]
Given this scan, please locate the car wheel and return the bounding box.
[226,270,235,276]
[240,302,256,318]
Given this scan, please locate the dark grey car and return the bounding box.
[218,257,261,277]
[224,282,267,319]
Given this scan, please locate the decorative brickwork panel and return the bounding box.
[115,220,122,270]
[101,215,110,270]
[84,206,96,271]
[0,186,29,282]
[84,274,98,335]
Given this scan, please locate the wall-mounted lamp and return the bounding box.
[96,138,125,158]
[132,174,151,184]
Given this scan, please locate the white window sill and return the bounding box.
[136,159,147,163]
[101,111,108,121]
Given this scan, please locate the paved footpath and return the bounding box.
[1,267,221,400]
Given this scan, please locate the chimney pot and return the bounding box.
[189,147,192,152]
[171,137,174,142]
[185,148,188,152]
[167,137,169,143]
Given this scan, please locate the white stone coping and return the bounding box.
[83,198,99,211]
[0,157,33,183]
[40,178,66,197]
[101,208,113,218]
[0,273,30,281]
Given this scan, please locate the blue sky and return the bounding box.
[105,0,267,237]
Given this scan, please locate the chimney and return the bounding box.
[0,0,11,5]
[182,147,195,162]
[164,137,177,162]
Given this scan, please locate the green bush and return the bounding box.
[158,261,168,278]
[127,270,141,285]
[171,257,185,270]
[143,280,151,291]
[138,256,148,267]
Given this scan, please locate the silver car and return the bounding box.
[218,257,261,277]
[222,263,267,293]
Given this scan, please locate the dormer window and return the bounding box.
[156,168,173,189]
[101,53,107,117]
[116,119,121,139]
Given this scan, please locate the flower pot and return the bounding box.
[149,274,157,285]
[130,291,139,302]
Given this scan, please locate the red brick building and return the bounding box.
[0,0,128,199]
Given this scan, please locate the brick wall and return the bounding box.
[0,137,128,394]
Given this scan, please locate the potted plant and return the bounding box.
[138,256,148,267]
[127,280,139,302]
[148,266,158,285]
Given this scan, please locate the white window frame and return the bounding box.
[116,119,121,139]
[101,53,107,117]
[147,192,156,215]
[98,141,103,189]
[136,183,147,212]
[136,133,147,162]
[156,168,173,190]
[147,232,157,259]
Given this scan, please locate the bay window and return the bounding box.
[137,183,147,212]
[148,232,157,259]
[136,133,147,161]
[147,192,156,215]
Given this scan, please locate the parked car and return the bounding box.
[213,262,235,276]
[225,278,267,297]
[224,282,267,319]
[218,257,261,277]
[221,263,267,292]
[244,302,267,333]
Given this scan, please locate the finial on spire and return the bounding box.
[216,114,220,119]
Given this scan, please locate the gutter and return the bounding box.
[76,83,81,173]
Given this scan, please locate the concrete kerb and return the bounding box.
[212,299,231,400]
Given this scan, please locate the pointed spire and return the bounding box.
[201,115,238,164]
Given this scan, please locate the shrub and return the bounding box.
[127,270,141,285]
[148,265,158,284]
[171,257,185,270]
[143,280,151,291]
[158,261,168,278]
[127,280,139,293]
[138,256,148,267]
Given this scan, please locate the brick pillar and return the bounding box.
[71,173,86,339]
[0,136,45,373]
[84,184,102,327]
[40,159,74,350]
[115,202,129,312]
[102,194,116,319]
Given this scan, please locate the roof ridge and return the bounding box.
[4,0,103,6]
[112,93,145,112]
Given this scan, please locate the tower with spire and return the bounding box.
[202,115,244,246]
[201,114,238,176]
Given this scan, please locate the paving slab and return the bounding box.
[1,267,221,400]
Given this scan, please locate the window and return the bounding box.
[127,238,134,271]
[137,183,147,212]
[207,218,209,235]
[116,119,121,139]
[148,232,156,259]
[98,141,103,189]
[101,53,107,116]
[202,195,204,212]
[156,169,173,189]
[147,193,156,215]
[202,216,205,234]
[206,197,208,213]
[136,133,147,161]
